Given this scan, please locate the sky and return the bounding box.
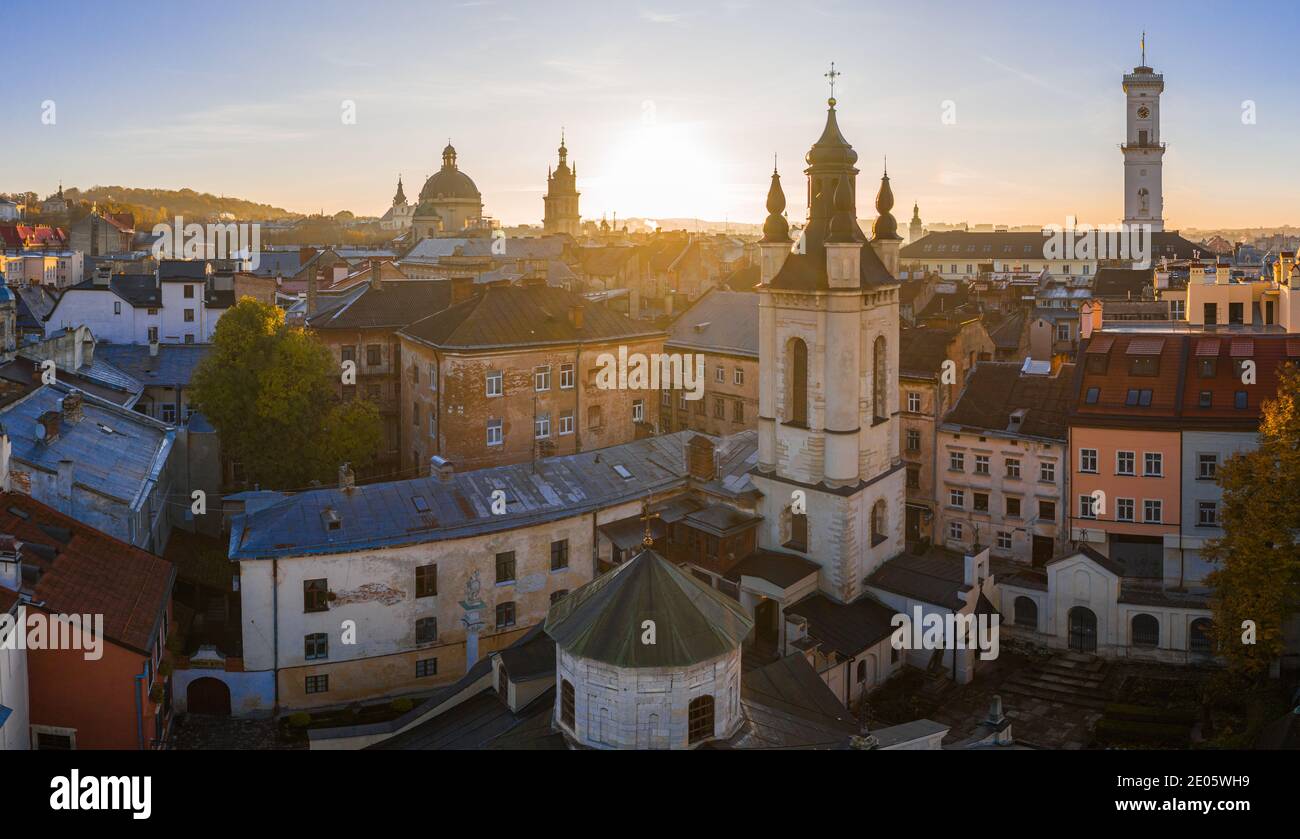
[2,0,1298,229]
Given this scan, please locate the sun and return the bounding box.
[591,119,730,222]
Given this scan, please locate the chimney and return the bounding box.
[369,258,384,291]
[338,463,355,493]
[430,455,454,482]
[56,459,73,511]
[60,389,83,424]
[306,267,320,317]
[686,435,717,482]
[963,546,990,587]
[93,264,111,287]
[567,302,585,330]
[451,275,474,304]
[149,339,160,357]
[1215,260,1231,285]
[36,410,60,444]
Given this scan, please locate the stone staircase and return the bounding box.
[999,652,1111,710]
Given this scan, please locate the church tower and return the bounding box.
[1122,35,1165,231]
[908,202,923,244]
[543,132,581,236]
[752,78,905,604]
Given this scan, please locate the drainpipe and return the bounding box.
[133,660,149,750]
[272,558,280,711]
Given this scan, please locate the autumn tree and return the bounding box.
[191,298,381,489]
[1203,364,1300,678]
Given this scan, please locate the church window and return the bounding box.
[787,509,808,553]
[688,695,714,744]
[856,660,867,683]
[786,338,808,426]
[560,680,575,728]
[1132,614,1159,648]
[873,336,887,422]
[1013,597,1037,629]
[1189,619,1213,653]
[870,500,887,547]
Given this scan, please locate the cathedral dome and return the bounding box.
[419,143,481,202]
[806,100,859,169]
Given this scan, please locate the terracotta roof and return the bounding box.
[307,279,453,330]
[943,362,1075,441]
[899,326,957,378]
[398,284,662,350]
[0,492,173,654]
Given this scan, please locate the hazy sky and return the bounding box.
[3,0,1297,229]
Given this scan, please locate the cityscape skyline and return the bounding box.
[2,0,1298,229]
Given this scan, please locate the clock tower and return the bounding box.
[1121,36,1165,231]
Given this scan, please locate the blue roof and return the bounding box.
[0,382,175,506]
[94,343,213,387]
[231,430,758,560]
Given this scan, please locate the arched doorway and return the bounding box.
[1067,607,1097,653]
[187,677,231,716]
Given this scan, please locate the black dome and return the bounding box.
[419,167,481,202]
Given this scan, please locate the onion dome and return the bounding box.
[760,165,790,243]
[806,99,859,168]
[828,175,857,243]
[871,168,900,240]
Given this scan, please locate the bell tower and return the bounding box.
[1122,34,1165,231]
[752,73,905,604]
[544,130,581,236]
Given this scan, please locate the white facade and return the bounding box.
[0,604,30,750]
[1121,63,1165,231]
[159,280,216,343]
[44,287,161,343]
[554,644,742,749]
[1177,430,1256,587]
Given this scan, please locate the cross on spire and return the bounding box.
[639,503,661,548]
[824,62,840,104]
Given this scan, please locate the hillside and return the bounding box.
[64,186,298,224]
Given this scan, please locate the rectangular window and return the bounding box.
[551,539,569,570]
[535,413,551,439]
[906,465,920,489]
[184,284,195,298]
[1143,452,1162,477]
[1235,391,1248,410]
[495,551,516,584]
[1199,391,1212,408]
[1198,454,1218,480]
[1116,498,1135,522]
[366,345,381,366]
[148,326,159,343]
[415,658,438,678]
[304,633,328,661]
[560,363,575,389]
[305,675,329,694]
[429,364,438,391]
[1198,501,1218,526]
[1038,500,1056,521]
[733,400,744,422]
[714,365,725,383]
[949,489,965,508]
[304,579,328,613]
[496,601,516,628]
[486,419,503,446]
[1143,499,1162,523]
[161,404,177,424]
[906,429,921,452]
[633,399,645,423]
[973,492,989,512]
[534,365,552,392]
[1040,461,1056,483]
[416,617,438,644]
[948,521,962,541]
[183,308,195,323]
[1079,449,1097,473]
[486,370,503,397]
[1005,458,1021,479]
[1198,358,1217,378]
[550,589,570,605]
[1129,357,1159,377]
[412,402,420,427]
[341,346,356,363]
[997,531,1012,551]
[734,368,744,386]
[559,410,574,435]
[1079,495,1096,519]
[907,391,921,412]
[1006,497,1021,518]
[416,563,437,598]
[713,397,725,419]
[974,455,990,476]
[949,451,965,472]
[1116,451,1135,475]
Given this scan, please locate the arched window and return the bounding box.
[688,695,715,744]
[856,659,867,683]
[870,499,887,546]
[560,679,575,728]
[786,338,808,426]
[1013,596,1038,629]
[1189,618,1214,654]
[873,336,887,422]
[787,509,808,552]
[1132,614,1160,648]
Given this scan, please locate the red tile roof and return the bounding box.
[0,493,174,654]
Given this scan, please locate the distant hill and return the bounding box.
[65,186,298,224]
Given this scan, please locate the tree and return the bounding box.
[1203,364,1300,677]
[190,298,381,489]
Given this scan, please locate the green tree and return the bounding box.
[191,298,381,489]
[1203,364,1300,677]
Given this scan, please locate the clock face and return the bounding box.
[1137,105,1150,119]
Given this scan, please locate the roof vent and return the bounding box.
[321,508,342,532]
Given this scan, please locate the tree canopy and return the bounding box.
[1203,364,1300,677]
[191,298,381,490]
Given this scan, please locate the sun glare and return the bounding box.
[589,120,729,222]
